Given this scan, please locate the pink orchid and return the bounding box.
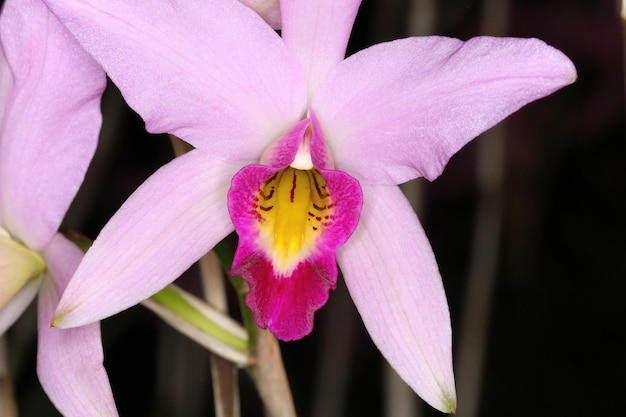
[43,0,576,412]
[0,0,116,415]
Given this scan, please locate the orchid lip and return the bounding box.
[227,119,363,340]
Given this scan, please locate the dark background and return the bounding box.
[8,0,625,416]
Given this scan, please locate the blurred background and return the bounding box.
[5,0,625,416]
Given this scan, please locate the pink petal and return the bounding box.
[280,0,361,101]
[337,184,456,413]
[38,233,117,417]
[313,36,577,185]
[43,0,307,162]
[54,151,239,328]
[0,0,105,250]
[228,164,362,340]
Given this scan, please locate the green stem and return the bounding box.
[151,286,247,353]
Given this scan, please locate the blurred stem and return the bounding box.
[247,330,296,417]
[455,1,508,416]
[0,336,17,417]
[622,1,626,114]
[311,279,355,417]
[200,252,240,417]
[455,127,504,417]
[408,0,436,36]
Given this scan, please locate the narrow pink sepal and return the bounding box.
[228,165,362,340]
[280,0,361,100]
[314,36,577,185]
[38,234,118,417]
[0,0,105,250]
[337,185,456,413]
[43,0,307,163]
[54,151,239,328]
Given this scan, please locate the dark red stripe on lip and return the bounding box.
[290,169,297,203]
[310,170,329,198]
[264,172,278,185]
[260,187,275,200]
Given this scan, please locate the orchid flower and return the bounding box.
[43,0,576,412]
[0,0,116,415]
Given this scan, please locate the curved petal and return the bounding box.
[337,185,456,413]
[53,150,239,328]
[313,36,577,185]
[280,0,361,101]
[38,233,117,417]
[0,0,105,249]
[43,0,307,162]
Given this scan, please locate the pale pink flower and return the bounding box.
[43,0,576,411]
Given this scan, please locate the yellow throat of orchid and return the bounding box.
[0,228,46,309]
[255,167,333,276]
